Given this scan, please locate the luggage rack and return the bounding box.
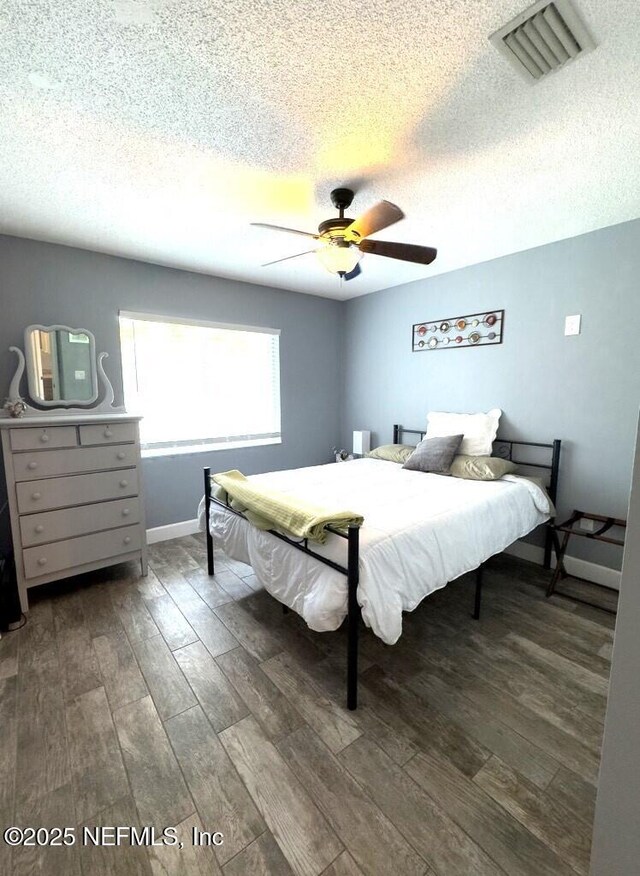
[547,510,625,613]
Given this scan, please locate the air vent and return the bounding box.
[489,0,596,83]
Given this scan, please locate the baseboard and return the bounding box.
[147,518,200,545]
[505,540,621,591]
[146,518,621,591]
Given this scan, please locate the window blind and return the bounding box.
[119,312,281,455]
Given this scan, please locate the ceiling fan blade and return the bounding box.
[359,239,437,265]
[345,200,404,240]
[251,222,318,240]
[261,249,318,267]
[344,262,362,281]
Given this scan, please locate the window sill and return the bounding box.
[141,437,282,459]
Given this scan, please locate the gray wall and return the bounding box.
[2,218,639,572]
[342,219,640,568]
[0,235,343,540]
[590,415,640,874]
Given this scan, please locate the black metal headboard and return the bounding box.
[393,424,561,568]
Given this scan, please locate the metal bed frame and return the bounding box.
[204,425,561,710]
[394,426,562,568]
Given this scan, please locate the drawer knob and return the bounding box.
[32,492,42,500]
[104,428,113,438]
[123,536,132,545]
[116,451,126,460]
[119,480,128,488]
[35,525,44,534]
[37,557,47,567]
[122,508,130,517]
[40,433,50,443]
[28,462,38,470]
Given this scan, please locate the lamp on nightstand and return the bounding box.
[353,430,371,457]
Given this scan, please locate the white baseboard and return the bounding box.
[505,540,621,591]
[147,518,200,545]
[146,518,621,592]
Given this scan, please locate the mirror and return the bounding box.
[25,325,98,407]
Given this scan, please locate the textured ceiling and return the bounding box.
[1,0,639,300]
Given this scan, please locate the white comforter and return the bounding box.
[198,458,551,645]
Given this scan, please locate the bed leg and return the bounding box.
[544,439,561,570]
[473,563,484,620]
[543,519,554,570]
[204,467,214,576]
[347,524,361,711]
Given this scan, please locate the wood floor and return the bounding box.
[0,534,616,876]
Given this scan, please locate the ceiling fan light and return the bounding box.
[315,244,362,277]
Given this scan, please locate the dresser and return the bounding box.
[0,414,147,612]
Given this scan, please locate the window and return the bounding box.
[119,311,281,457]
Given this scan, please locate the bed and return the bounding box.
[199,425,561,709]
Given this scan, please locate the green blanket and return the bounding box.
[211,470,363,544]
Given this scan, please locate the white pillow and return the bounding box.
[426,409,502,456]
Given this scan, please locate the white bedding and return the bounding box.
[197,458,552,645]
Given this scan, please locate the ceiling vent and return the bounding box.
[489,0,596,83]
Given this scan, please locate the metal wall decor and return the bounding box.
[412,310,504,352]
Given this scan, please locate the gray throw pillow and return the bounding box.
[402,434,464,474]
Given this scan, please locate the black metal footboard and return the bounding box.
[203,467,362,709]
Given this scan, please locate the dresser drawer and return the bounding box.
[20,498,141,547]
[10,426,78,452]
[16,468,138,514]
[14,444,137,481]
[79,423,136,446]
[23,525,142,579]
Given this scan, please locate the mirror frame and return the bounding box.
[24,324,99,408]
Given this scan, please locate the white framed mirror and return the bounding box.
[25,325,98,407]
[2,324,123,418]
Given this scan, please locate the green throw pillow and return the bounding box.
[450,455,517,481]
[366,444,415,464]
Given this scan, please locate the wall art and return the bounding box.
[412,310,504,352]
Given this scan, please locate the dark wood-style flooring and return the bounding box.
[0,534,616,875]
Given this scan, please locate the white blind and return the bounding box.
[119,312,281,453]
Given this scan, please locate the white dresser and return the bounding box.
[0,414,147,612]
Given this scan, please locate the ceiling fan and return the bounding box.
[252,187,437,281]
